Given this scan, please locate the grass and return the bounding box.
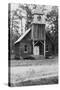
[10,57,58,67]
[9,57,58,87]
[11,76,58,87]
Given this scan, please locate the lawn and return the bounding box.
[9,56,58,87]
[10,56,58,67]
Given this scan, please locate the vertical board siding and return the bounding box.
[19,41,32,58]
[32,24,45,40]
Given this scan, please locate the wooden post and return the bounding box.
[33,40,34,55]
[44,40,45,57]
[32,24,34,55]
[44,25,46,57]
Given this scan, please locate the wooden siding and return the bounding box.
[15,43,20,59]
[15,31,33,59]
[19,41,32,58]
[32,15,45,24]
[31,24,45,40]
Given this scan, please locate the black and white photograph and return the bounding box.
[8,3,58,87]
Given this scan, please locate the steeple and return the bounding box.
[32,6,46,24]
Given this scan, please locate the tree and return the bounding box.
[19,4,37,29]
[9,7,23,59]
[12,9,22,37]
[46,6,58,55]
[19,4,33,29]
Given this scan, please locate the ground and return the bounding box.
[9,57,58,87]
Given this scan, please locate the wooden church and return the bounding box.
[14,8,53,59]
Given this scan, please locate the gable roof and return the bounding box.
[14,28,31,44]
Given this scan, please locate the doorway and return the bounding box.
[34,46,39,55]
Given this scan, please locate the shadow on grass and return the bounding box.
[10,76,58,87]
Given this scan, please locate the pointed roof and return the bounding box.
[14,28,31,44]
[32,6,44,15]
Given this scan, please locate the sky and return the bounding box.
[11,3,52,12]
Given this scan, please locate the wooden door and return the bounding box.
[34,46,39,55]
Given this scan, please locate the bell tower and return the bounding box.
[31,7,46,57]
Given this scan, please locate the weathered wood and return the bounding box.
[32,24,45,40]
[44,29,46,57]
[44,40,46,57]
[33,41,34,55]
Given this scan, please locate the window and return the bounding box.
[24,45,28,53]
[37,15,41,21]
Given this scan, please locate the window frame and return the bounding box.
[24,44,28,53]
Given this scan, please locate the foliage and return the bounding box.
[46,6,58,55]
